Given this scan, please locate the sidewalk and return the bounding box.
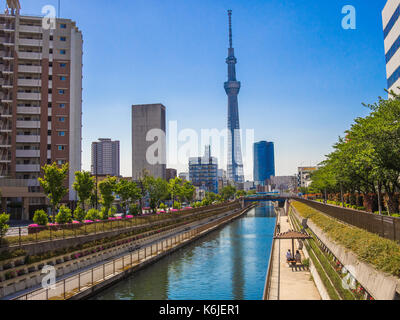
[268,209,321,300]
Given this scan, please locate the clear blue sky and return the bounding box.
[15,0,388,180]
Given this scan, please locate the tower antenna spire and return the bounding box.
[228,9,233,48]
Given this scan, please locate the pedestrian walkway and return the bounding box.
[267,209,321,300]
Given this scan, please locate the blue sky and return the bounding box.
[14,0,388,179]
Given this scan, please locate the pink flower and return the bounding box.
[84,220,93,224]
[72,221,80,224]
[28,224,40,228]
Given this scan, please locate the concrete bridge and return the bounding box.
[242,193,294,203]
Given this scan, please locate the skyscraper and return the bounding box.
[224,10,244,184]
[0,1,83,219]
[383,0,400,94]
[132,104,166,180]
[91,139,120,177]
[253,141,275,185]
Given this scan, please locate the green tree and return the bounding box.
[73,207,86,222]
[38,162,69,222]
[98,176,117,213]
[168,177,183,203]
[115,179,142,216]
[73,171,95,211]
[144,176,169,213]
[219,185,236,201]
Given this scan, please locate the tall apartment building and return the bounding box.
[165,168,177,182]
[0,1,82,219]
[91,139,120,177]
[132,104,166,181]
[383,0,400,94]
[189,145,218,194]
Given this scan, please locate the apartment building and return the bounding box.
[0,2,82,219]
[383,0,400,94]
[91,138,120,177]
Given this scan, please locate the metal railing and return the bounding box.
[14,205,247,300]
[296,199,400,242]
[1,202,241,249]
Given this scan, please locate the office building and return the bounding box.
[132,104,166,180]
[91,138,120,177]
[189,145,218,194]
[224,10,244,183]
[166,168,177,182]
[0,1,83,219]
[298,167,318,188]
[383,0,400,94]
[267,176,297,192]
[253,141,275,185]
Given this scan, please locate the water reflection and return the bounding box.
[92,202,276,300]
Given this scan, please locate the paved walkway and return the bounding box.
[267,209,321,300]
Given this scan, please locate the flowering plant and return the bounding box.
[28,224,40,228]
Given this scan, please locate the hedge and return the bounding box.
[292,201,400,278]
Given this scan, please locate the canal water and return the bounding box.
[91,202,276,300]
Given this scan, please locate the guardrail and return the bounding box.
[14,205,249,300]
[262,207,279,300]
[296,199,400,242]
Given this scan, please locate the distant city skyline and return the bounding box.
[13,0,388,180]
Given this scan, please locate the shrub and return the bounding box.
[292,201,400,277]
[129,204,139,216]
[86,208,100,221]
[0,212,10,241]
[33,210,49,226]
[100,207,109,220]
[109,206,116,217]
[159,203,167,210]
[55,205,73,224]
[73,207,86,222]
[173,201,181,209]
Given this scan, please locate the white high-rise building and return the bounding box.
[383,0,400,94]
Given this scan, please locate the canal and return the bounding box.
[91,202,276,300]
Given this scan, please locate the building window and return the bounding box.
[59,89,65,94]
[57,160,66,165]
[58,131,65,137]
[60,24,67,29]
[60,76,66,81]
[59,103,66,108]
[59,117,65,122]
[60,36,66,41]
[57,145,65,151]
[60,49,66,55]
[60,63,66,68]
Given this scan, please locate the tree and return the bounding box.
[55,205,73,224]
[235,190,246,198]
[144,176,169,213]
[38,162,69,222]
[73,171,95,211]
[219,185,236,201]
[115,179,142,216]
[182,181,195,203]
[98,176,117,213]
[33,210,49,226]
[168,177,183,203]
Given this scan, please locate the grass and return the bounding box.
[292,201,400,278]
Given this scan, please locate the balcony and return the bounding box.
[16,150,40,158]
[1,96,13,103]
[18,65,41,73]
[15,164,40,173]
[19,25,42,33]
[17,106,41,115]
[17,92,41,100]
[19,38,42,47]
[18,79,41,87]
[0,158,11,163]
[1,68,14,74]
[16,135,40,143]
[17,52,41,60]
[0,127,12,133]
[0,179,40,187]
[16,120,40,129]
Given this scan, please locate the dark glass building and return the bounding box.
[253,141,275,185]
